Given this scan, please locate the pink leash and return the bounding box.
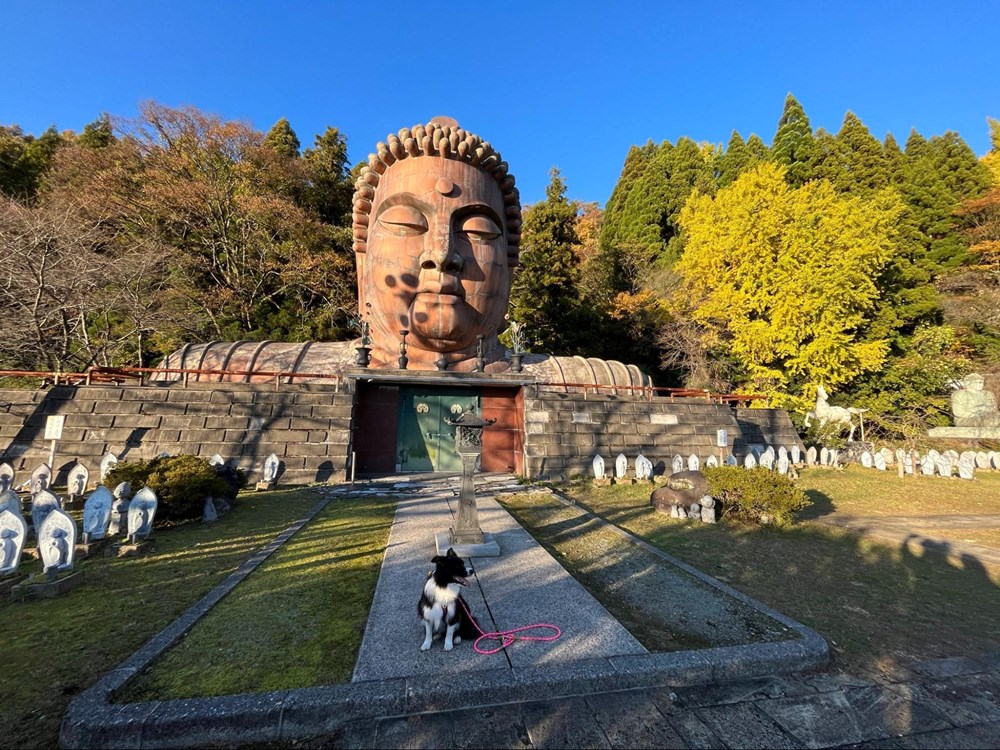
[457,596,562,655]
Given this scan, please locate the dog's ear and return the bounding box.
[446,547,457,557]
[431,555,442,564]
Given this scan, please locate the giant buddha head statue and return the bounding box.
[351,117,522,371]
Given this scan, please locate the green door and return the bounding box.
[398,388,480,472]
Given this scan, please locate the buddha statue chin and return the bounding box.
[158,118,650,389]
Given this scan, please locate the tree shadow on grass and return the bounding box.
[799,489,836,519]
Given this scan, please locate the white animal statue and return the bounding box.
[803,385,867,442]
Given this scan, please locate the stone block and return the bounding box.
[205,416,249,430]
[306,431,328,443]
[294,392,336,405]
[210,390,256,404]
[112,415,161,429]
[293,443,333,457]
[169,389,212,402]
[11,570,84,600]
[231,404,267,418]
[310,404,352,418]
[121,388,168,401]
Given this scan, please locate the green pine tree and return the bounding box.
[509,168,582,353]
[263,118,301,158]
[77,114,115,149]
[771,94,815,187]
[834,112,888,194]
[302,126,353,225]
[716,131,748,187]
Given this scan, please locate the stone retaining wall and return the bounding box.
[0,381,355,486]
[523,391,804,481]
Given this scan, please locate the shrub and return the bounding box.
[105,455,242,524]
[703,466,809,526]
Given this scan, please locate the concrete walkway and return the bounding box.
[332,653,1000,749]
[352,476,645,682]
[816,513,1000,569]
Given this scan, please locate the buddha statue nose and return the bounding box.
[419,232,463,274]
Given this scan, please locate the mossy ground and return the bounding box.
[0,488,331,749]
[533,468,1000,680]
[121,494,394,700]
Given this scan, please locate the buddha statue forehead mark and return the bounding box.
[351,117,522,268]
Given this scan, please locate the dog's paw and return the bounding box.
[454,636,462,645]
[444,641,453,651]
[420,641,431,651]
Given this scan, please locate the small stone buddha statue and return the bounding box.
[951,373,1000,428]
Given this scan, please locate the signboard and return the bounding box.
[716,429,728,448]
[44,415,66,441]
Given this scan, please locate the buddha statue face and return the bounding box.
[360,158,510,367]
[353,118,521,370]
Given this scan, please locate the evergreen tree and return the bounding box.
[509,168,582,353]
[771,94,815,187]
[615,136,714,273]
[883,133,906,186]
[834,112,888,194]
[302,126,353,225]
[263,117,301,158]
[77,114,115,149]
[808,128,841,185]
[745,134,770,163]
[716,131,748,187]
[596,141,657,297]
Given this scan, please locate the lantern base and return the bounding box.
[435,531,500,558]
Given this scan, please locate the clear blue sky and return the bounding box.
[4,0,996,205]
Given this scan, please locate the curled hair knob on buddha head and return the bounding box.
[351,117,522,268]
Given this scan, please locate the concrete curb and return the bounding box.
[60,483,829,749]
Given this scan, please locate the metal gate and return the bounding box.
[397,388,480,472]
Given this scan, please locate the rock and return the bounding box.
[203,497,219,522]
[651,471,708,514]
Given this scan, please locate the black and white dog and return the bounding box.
[418,548,480,651]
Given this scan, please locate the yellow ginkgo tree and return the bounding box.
[676,162,904,406]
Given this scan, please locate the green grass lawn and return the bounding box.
[121,494,394,700]
[538,474,1000,680]
[798,465,1000,518]
[0,488,323,749]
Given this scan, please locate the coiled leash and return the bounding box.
[456,596,562,655]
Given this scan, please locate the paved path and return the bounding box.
[816,514,1000,569]
[329,654,1000,749]
[352,476,644,682]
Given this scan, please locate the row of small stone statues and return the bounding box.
[858,447,1000,480]
[0,462,158,581]
[592,445,809,482]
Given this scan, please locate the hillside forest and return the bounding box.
[1,96,998,439]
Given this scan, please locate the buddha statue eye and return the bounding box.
[458,214,501,242]
[378,205,428,236]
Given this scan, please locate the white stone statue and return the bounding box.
[957,455,975,480]
[951,374,1000,428]
[29,464,51,495]
[725,455,738,466]
[0,489,21,518]
[744,453,757,469]
[0,509,27,575]
[38,508,76,572]
[99,452,118,482]
[635,454,653,481]
[975,452,990,470]
[263,453,281,483]
[67,463,89,499]
[614,454,628,479]
[592,454,605,480]
[127,487,158,540]
[873,453,886,471]
[777,455,789,475]
[790,445,801,464]
[0,463,13,494]
[687,454,700,472]
[671,455,684,474]
[705,455,719,468]
[209,454,226,467]
[806,446,817,466]
[861,451,873,468]
[803,385,867,441]
[31,490,61,535]
[82,487,114,542]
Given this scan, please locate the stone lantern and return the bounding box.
[435,406,500,557]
